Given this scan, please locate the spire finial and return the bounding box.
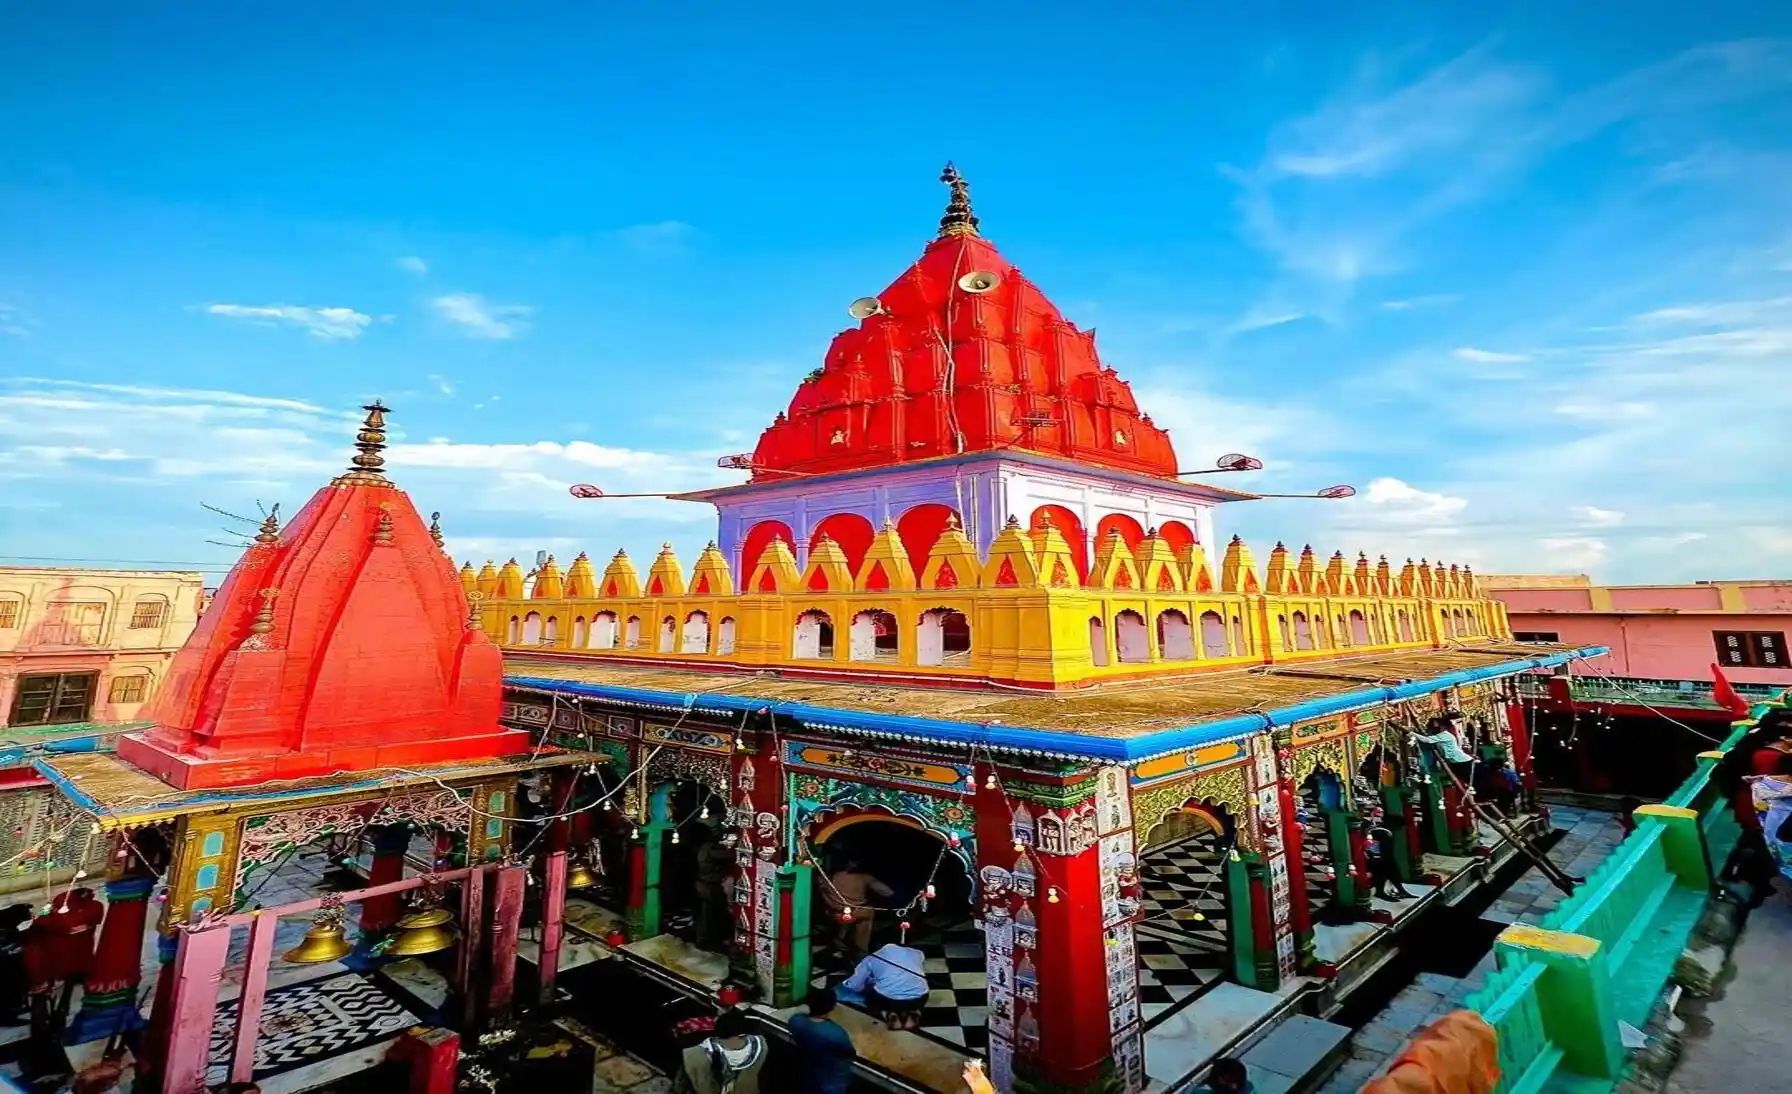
[938,162,980,238]
[255,504,282,546]
[337,401,392,485]
[428,511,444,549]
[465,591,484,631]
[372,511,395,544]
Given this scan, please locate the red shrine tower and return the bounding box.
[119,403,531,789]
[683,164,1245,588]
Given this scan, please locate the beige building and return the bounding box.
[0,566,206,730]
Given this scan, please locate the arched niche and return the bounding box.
[521,611,543,645]
[592,611,619,650]
[1096,514,1146,558]
[1089,616,1110,667]
[849,609,899,663]
[1029,505,1088,581]
[1198,610,1227,659]
[916,607,970,667]
[809,513,877,578]
[1115,610,1149,663]
[682,610,710,654]
[1158,609,1196,661]
[740,520,795,590]
[794,609,835,659]
[896,504,960,579]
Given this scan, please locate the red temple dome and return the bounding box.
[118,403,529,789]
[748,164,1178,481]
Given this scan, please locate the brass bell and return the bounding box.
[565,859,599,890]
[386,906,456,957]
[284,911,354,964]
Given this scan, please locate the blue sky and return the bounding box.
[2,3,1789,586]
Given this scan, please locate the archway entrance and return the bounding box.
[1135,807,1235,1022]
[1299,770,1347,924]
[808,815,984,1051]
[652,780,733,952]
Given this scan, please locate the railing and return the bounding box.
[1460,712,1764,1094]
[1514,673,1782,709]
[1468,962,1561,1094]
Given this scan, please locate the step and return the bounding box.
[1237,1014,1353,1094]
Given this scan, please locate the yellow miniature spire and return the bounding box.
[565,551,598,598]
[495,558,525,598]
[532,554,565,599]
[476,559,500,598]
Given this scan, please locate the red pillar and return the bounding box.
[361,825,412,933]
[1505,700,1539,808]
[537,851,568,1004]
[66,870,156,1044]
[1276,780,1314,965]
[485,865,526,1024]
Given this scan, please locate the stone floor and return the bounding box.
[1665,896,1792,1094]
[555,1017,675,1093]
[1315,806,1627,1094]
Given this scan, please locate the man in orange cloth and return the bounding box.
[1361,1010,1499,1094]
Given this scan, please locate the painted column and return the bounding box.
[156,924,232,1094]
[1272,753,1315,967]
[65,871,155,1045]
[1380,785,1421,882]
[1344,813,1372,918]
[977,764,1138,1094]
[360,824,411,934]
[1505,699,1539,812]
[1245,736,1296,985]
[627,780,673,940]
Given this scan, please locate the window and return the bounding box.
[9,673,98,727]
[108,675,149,704]
[1715,631,1788,669]
[128,600,166,629]
[40,602,106,646]
[1513,631,1560,644]
[0,599,20,629]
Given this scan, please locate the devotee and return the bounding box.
[839,939,930,1030]
[823,859,892,960]
[787,988,857,1094]
[1716,710,1792,900]
[1190,1057,1254,1094]
[693,830,737,950]
[25,888,103,1023]
[1365,824,1413,901]
[677,1008,766,1094]
[1412,715,1477,787]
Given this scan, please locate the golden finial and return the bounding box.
[1004,514,1021,530]
[240,587,281,650]
[465,591,484,631]
[428,511,444,549]
[335,401,393,486]
[946,513,962,531]
[255,505,282,545]
[938,162,980,238]
[372,512,394,544]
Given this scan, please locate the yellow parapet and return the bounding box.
[475,531,1513,690]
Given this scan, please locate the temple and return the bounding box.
[471,168,1608,1093]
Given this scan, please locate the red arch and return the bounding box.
[1157,520,1196,561]
[896,503,960,578]
[810,513,877,576]
[1096,514,1145,559]
[1030,505,1088,581]
[740,520,794,591]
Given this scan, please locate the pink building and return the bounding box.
[1485,574,1791,720]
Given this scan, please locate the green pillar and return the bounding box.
[773,863,814,1007]
[1494,925,1625,1080]
[1634,805,1712,887]
[1421,774,1452,854]
[1225,852,1258,987]
[1322,806,1358,912]
[1380,785,1418,881]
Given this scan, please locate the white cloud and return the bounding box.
[1225,308,1309,336]
[1381,295,1461,311]
[1357,477,1469,527]
[396,256,429,276]
[1539,536,1609,571]
[203,304,376,340]
[1573,506,1625,527]
[0,303,27,337]
[431,293,532,340]
[1452,346,1529,363]
[428,375,455,397]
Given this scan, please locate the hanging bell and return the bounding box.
[387,907,457,957]
[566,859,599,890]
[284,912,354,964]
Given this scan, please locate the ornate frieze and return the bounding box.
[643,721,733,753]
[782,741,971,794]
[1129,740,1249,788]
[234,788,472,892]
[1130,763,1253,851]
[1002,774,1097,809]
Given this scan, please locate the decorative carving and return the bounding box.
[1002,775,1098,809]
[646,748,731,800]
[1130,764,1252,851]
[235,788,471,892]
[1291,739,1350,797]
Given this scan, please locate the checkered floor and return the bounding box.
[205,972,419,1085]
[815,921,989,1051]
[1135,934,1228,1026]
[1137,837,1230,950]
[1299,799,1341,917]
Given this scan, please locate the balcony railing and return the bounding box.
[1514,673,1783,710]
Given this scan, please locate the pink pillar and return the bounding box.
[486,866,526,1023]
[158,924,232,1094]
[229,909,282,1084]
[538,851,567,1004]
[457,868,487,1030]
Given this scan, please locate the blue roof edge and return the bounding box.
[506,645,1609,764]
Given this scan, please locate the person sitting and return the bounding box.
[678,1009,766,1094]
[1192,1057,1253,1094]
[839,940,930,1030]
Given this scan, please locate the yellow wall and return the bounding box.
[475,537,1509,689]
[0,567,207,727]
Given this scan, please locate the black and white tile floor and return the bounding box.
[204,971,420,1086]
[1136,838,1230,950]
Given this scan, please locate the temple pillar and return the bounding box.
[156,924,231,1094]
[1379,785,1421,882]
[360,825,411,934]
[1505,700,1539,812]
[1273,761,1315,967]
[65,869,155,1045]
[1419,769,1452,855]
[627,781,674,939]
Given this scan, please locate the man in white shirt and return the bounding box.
[839,941,930,1030]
